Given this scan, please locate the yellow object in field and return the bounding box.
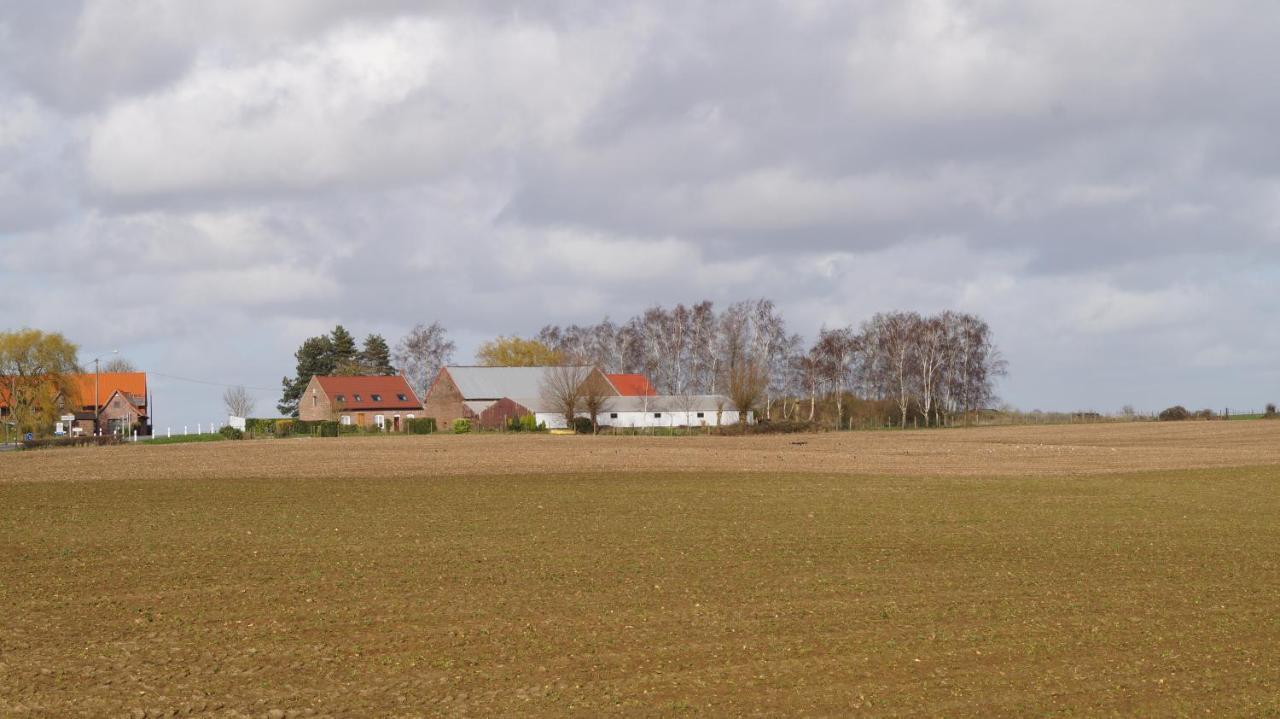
[549,429,576,436]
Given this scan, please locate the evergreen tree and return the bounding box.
[359,334,396,375]
[330,325,357,364]
[329,325,365,376]
[278,335,336,416]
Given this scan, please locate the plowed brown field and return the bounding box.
[5,419,1280,484]
[3,422,1279,717]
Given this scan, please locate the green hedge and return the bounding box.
[452,418,471,434]
[406,418,437,434]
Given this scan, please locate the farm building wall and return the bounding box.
[298,376,335,422]
[422,369,474,427]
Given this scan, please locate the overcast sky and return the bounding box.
[2,1,1278,428]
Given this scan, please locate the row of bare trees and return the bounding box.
[536,302,1005,428]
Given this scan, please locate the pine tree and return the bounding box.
[330,326,357,364]
[359,334,396,375]
[278,335,336,416]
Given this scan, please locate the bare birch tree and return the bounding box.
[540,365,589,429]
[223,385,256,418]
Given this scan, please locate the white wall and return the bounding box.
[534,407,753,430]
[598,409,745,428]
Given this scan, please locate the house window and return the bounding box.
[397,394,408,401]
[353,394,362,401]
[374,414,385,428]
[340,415,352,425]
[610,413,618,419]
[697,412,705,418]
[335,395,345,402]
[371,394,382,402]
[654,413,662,418]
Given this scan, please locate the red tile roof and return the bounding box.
[314,375,422,410]
[607,373,657,396]
[0,372,146,410]
[74,373,147,409]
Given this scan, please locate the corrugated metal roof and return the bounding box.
[446,366,595,400]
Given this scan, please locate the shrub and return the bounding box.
[452,418,472,434]
[748,420,824,434]
[218,425,244,440]
[1158,406,1190,422]
[338,422,361,434]
[274,419,296,437]
[1193,408,1216,421]
[1265,403,1277,418]
[507,414,541,432]
[572,417,594,434]
[245,418,283,436]
[406,418,437,434]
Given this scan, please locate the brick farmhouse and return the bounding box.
[298,375,424,431]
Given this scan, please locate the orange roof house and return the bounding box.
[606,373,657,396]
[0,371,150,435]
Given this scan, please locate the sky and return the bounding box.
[2,0,1278,429]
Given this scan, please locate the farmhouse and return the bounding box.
[74,373,150,435]
[423,366,748,429]
[299,375,423,431]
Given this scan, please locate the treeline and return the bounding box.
[533,299,1006,428]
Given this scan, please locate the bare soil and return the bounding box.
[2,422,1279,717]
[4,419,1280,484]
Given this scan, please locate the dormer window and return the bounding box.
[396,394,407,401]
[353,394,362,401]
[335,395,345,403]
[371,394,382,402]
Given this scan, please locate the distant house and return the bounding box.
[423,366,747,429]
[299,375,423,431]
[0,372,150,436]
[73,373,149,435]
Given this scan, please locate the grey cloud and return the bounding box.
[2,0,1279,427]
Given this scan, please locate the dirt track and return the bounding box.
[4,420,1279,483]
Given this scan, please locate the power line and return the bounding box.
[146,371,277,393]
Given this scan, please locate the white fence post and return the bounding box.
[167,427,171,438]
[184,426,188,436]
[132,430,137,442]
[197,423,202,434]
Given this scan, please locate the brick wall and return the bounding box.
[422,369,473,426]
